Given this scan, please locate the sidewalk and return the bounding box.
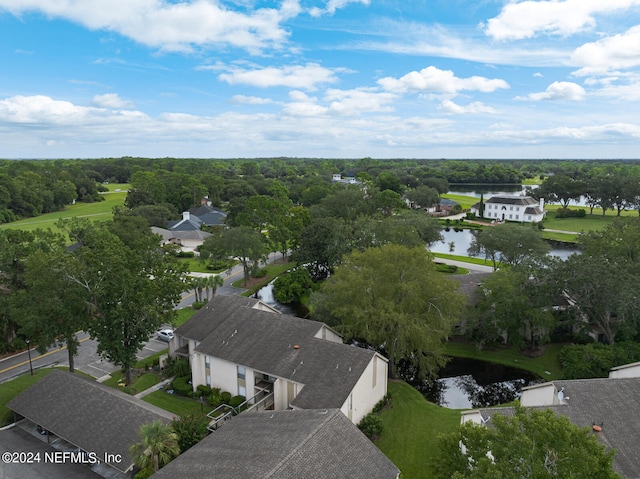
[134,377,174,399]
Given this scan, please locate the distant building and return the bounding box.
[332,173,360,185]
[471,195,545,223]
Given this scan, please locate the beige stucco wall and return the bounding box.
[609,362,640,378]
[520,382,559,407]
[313,325,343,343]
[341,354,388,424]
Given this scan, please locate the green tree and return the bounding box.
[273,267,313,304]
[467,224,549,270]
[171,412,209,453]
[556,253,640,344]
[317,244,463,378]
[220,226,267,286]
[405,185,440,210]
[436,407,619,479]
[471,263,556,352]
[62,220,187,384]
[291,217,352,280]
[130,420,180,474]
[534,174,584,208]
[18,245,90,373]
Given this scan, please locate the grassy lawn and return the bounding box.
[175,307,198,327]
[540,230,579,242]
[143,390,214,416]
[376,381,461,479]
[444,341,564,380]
[441,193,477,210]
[431,252,494,267]
[0,184,128,233]
[542,207,632,233]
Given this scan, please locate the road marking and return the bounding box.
[0,337,91,375]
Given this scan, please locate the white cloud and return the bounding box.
[571,25,640,75]
[309,0,369,17]
[439,100,497,115]
[533,72,543,78]
[484,0,640,40]
[218,63,340,91]
[324,88,396,115]
[93,93,134,109]
[228,95,276,105]
[518,81,586,101]
[378,66,509,94]
[2,94,639,159]
[0,0,301,53]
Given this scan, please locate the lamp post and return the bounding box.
[26,339,33,376]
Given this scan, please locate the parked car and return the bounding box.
[157,328,174,342]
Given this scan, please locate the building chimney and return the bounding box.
[182,211,190,221]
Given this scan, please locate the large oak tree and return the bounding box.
[316,244,463,378]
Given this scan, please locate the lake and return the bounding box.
[430,228,580,260]
[401,357,543,409]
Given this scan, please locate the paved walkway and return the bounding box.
[134,377,174,399]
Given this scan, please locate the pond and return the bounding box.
[255,281,308,317]
[430,228,580,260]
[401,357,543,409]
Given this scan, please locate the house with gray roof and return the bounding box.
[187,204,227,227]
[151,409,399,479]
[7,370,174,475]
[170,295,389,425]
[471,195,545,223]
[461,365,640,478]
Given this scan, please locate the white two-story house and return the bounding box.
[471,195,545,223]
[170,295,389,425]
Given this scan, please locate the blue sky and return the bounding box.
[1,0,639,159]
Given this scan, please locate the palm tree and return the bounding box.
[204,274,224,302]
[130,420,180,474]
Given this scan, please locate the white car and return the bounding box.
[157,328,174,342]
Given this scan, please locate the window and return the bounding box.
[528,215,532,220]
[206,375,211,386]
[510,206,513,211]
[237,365,246,380]
[205,356,210,368]
[239,385,246,397]
[515,215,519,220]
[509,214,512,219]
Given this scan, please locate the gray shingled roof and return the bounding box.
[188,205,227,226]
[174,295,261,342]
[7,370,174,473]
[485,196,538,206]
[189,299,376,410]
[151,409,399,479]
[473,377,640,479]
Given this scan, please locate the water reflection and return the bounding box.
[400,357,542,409]
[429,228,580,260]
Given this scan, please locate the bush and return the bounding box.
[171,412,209,452]
[358,413,383,440]
[555,207,587,218]
[172,376,193,397]
[220,391,232,405]
[229,395,246,409]
[196,385,212,398]
[176,250,195,258]
[207,390,223,408]
[165,357,190,377]
[559,342,640,379]
[8,338,27,352]
[192,301,205,310]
